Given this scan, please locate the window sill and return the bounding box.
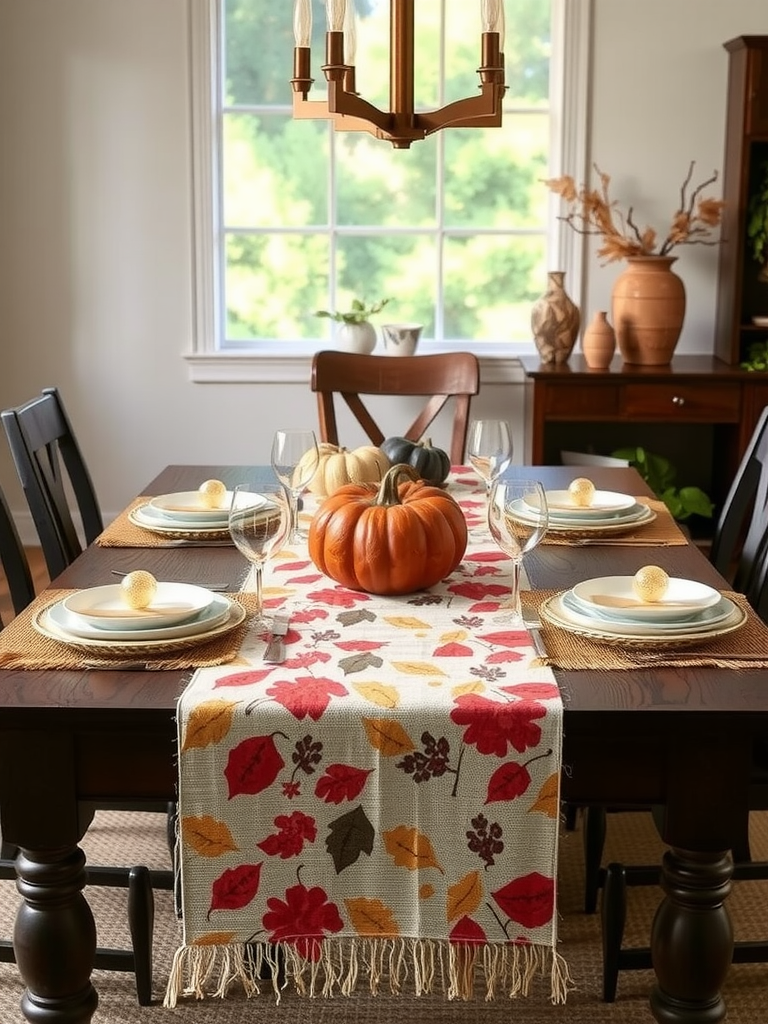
[184,342,533,385]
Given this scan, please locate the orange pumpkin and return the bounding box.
[308,464,468,595]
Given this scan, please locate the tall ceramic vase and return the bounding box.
[531,271,580,364]
[611,256,686,366]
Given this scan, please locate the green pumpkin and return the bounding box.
[379,436,451,485]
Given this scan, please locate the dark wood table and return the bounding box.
[1,464,766,1024]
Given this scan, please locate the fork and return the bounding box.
[521,606,548,659]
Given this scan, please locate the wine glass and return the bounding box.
[270,429,320,543]
[228,483,290,628]
[487,477,549,623]
[466,419,514,491]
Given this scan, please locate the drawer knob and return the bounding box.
[672,395,686,406]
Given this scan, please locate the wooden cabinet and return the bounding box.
[715,36,768,366]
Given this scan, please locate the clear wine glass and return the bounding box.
[487,477,549,623]
[228,483,290,629]
[270,429,320,543]
[466,419,514,491]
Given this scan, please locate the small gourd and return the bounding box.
[379,436,451,485]
[299,442,391,496]
[120,570,158,609]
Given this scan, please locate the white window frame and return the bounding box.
[184,0,592,385]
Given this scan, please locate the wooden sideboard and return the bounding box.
[519,354,768,519]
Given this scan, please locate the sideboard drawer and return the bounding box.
[621,384,741,422]
[543,385,620,417]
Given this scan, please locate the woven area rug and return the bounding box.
[2,808,768,1022]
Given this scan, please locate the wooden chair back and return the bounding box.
[0,484,35,626]
[1,387,103,580]
[311,350,480,465]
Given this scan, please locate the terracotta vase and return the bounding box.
[531,271,580,364]
[611,255,686,366]
[581,311,616,370]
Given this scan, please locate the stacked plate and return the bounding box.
[34,582,245,654]
[510,489,656,539]
[540,574,746,647]
[130,490,233,541]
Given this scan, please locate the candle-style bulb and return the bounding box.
[293,0,312,48]
[343,1,357,65]
[326,0,347,33]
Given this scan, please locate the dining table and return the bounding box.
[1,462,767,1024]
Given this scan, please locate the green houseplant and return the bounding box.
[747,158,768,281]
[315,298,391,354]
[611,446,714,523]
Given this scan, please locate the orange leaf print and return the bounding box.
[529,772,560,818]
[345,897,400,937]
[362,718,415,756]
[181,699,237,752]
[353,682,400,708]
[390,660,447,677]
[447,870,483,923]
[182,815,239,857]
[384,825,444,874]
[420,884,435,900]
[452,681,485,698]
[193,932,237,946]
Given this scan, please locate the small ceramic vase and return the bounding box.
[531,271,580,364]
[381,323,422,356]
[581,311,616,370]
[337,321,376,354]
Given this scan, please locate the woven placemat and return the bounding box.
[520,589,768,670]
[96,498,233,548]
[0,590,259,671]
[542,498,687,546]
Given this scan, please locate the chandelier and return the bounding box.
[291,1,507,150]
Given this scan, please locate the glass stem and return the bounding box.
[250,563,264,618]
[290,492,300,541]
[509,558,523,621]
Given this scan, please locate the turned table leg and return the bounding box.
[13,846,98,1024]
[649,847,734,1024]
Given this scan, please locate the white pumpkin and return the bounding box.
[299,443,390,496]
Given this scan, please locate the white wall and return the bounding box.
[0,0,766,534]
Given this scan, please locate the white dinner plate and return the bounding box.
[55,591,230,640]
[149,491,232,524]
[525,489,637,519]
[571,575,721,623]
[34,597,246,654]
[129,503,232,540]
[63,582,216,630]
[508,499,656,536]
[541,592,746,646]
[560,590,736,635]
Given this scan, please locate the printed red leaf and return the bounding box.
[213,668,275,689]
[257,811,317,858]
[266,675,348,720]
[225,735,285,797]
[449,915,488,945]
[287,574,324,584]
[334,640,386,652]
[469,601,504,613]
[210,863,262,913]
[433,642,473,657]
[492,872,555,929]
[464,550,510,562]
[477,630,529,648]
[486,650,527,664]
[291,608,330,623]
[306,587,371,607]
[485,761,532,803]
[283,651,332,669]
[273,560,312,572]
[501,683,561,700]
[450,694,546,755]
[315,764,373,804]
[448,582,511,600]
[263,883,344,960]
[471,565,503,576]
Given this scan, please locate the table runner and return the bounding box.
[166,474,570,1006]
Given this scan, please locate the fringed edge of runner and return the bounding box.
[163,938,573,1008]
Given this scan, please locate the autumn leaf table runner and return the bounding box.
[166,468,570,1007]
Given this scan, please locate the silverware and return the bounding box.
[110,570,230,592]
[522,606,548,659]
[263,612,291,664]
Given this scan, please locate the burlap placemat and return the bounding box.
[96,498,232,548]
[520,589,768,670]
[0,590,258,671]
[542,498,687,546]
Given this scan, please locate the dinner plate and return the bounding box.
[508,499,656,537]
[149,491,232,524]
[63,583,216,630]
[510,498,652,530]
[53,592,232,641]
[525,489,636,519]
[540,592,746,647]
[560,590,736,635]
[34,597,246,654]
[571,575,721,622]
[129,503,232,541]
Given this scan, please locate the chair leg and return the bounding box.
[583,805,607,914]
[601,862,627,1003]
[563,803,579,831]
[128,865,155,1006]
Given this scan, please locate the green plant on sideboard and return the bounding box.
[741,339,768,371]
[611,446,714,523]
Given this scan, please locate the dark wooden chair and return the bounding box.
[311,350,480,464]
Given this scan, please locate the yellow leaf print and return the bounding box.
[384,825,444,874]
[362,718,415,756]
[345,897,400,937]
[390,661,447,677]
[182,815,239,857]
[181,700,236,751]
[383,616,431,630]
[194,932,237,946]
[530,772,561,818]
[446,870,483,923]
[439,629,468,642]
[353,682,400,708]
[452,681,485,697]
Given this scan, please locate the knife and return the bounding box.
[263,612,291,664]
[521,607,548,659]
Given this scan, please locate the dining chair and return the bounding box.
[0,387,104,581]
[310,350,480,465]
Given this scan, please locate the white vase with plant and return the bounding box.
[315,298,391,354]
